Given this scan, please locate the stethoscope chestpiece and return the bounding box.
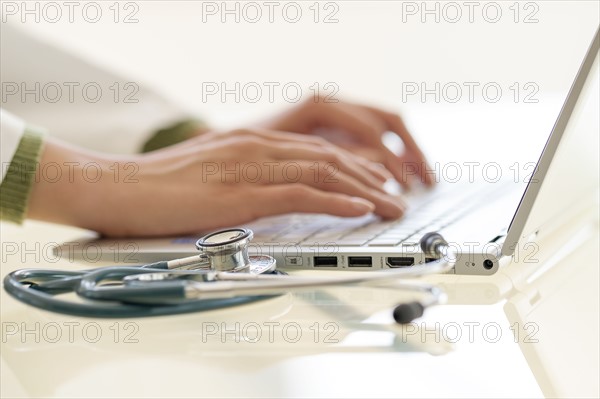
[195,228,256,273]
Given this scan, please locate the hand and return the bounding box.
[28,129,406,237]
[257,97,434,189]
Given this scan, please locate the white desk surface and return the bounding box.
[1,204,598,398]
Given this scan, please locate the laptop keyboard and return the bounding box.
[249,181,508,247]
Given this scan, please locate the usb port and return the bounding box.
[314,256,337,267]
[348,256,372,267]
[425,257,439,263]
[386,257,414,268]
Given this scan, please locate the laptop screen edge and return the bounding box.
[501,27,600,257]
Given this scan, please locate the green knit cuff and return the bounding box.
[0,128,45,224]
[141,119,206,153]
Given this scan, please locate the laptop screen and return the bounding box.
[502,28,600,256]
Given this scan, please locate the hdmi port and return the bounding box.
[386,257,415,268]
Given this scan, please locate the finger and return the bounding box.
[218,128,390,183]
[326,143,394,181]
[248,184,376,219]
[275,133,391,183]
[361,161,392,182]
[263,142,387,192]
[306,102,387,147]
[384,147,413,191]
[398,152,426,189]
[195,128,391,186]
[350,155,390,182]
[363,106,435,186]
[301,104,425,186]
[271,146,384,192]
[150,186,374,236]
[263,161,405,219]
[195,137,388,194]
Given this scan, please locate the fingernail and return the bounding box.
[350,197,375,213]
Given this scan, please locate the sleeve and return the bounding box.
[0,108,26,182]
[1,24,203,155]
[141,119,207,153]
[0,109,45,223]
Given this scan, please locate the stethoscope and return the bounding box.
[3,229,455,323]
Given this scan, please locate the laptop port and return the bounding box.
[314,256,337,267]
[386,257,414,267]
[348,256,372,267]
[425,257,439,263]
[483,259,494,270]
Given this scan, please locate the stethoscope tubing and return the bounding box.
[3,230,454,319]
[3,255,453,318]
[3,267,273,318]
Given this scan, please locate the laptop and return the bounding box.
[61,28,599,276]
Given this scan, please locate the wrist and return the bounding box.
[27,139,142,233]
